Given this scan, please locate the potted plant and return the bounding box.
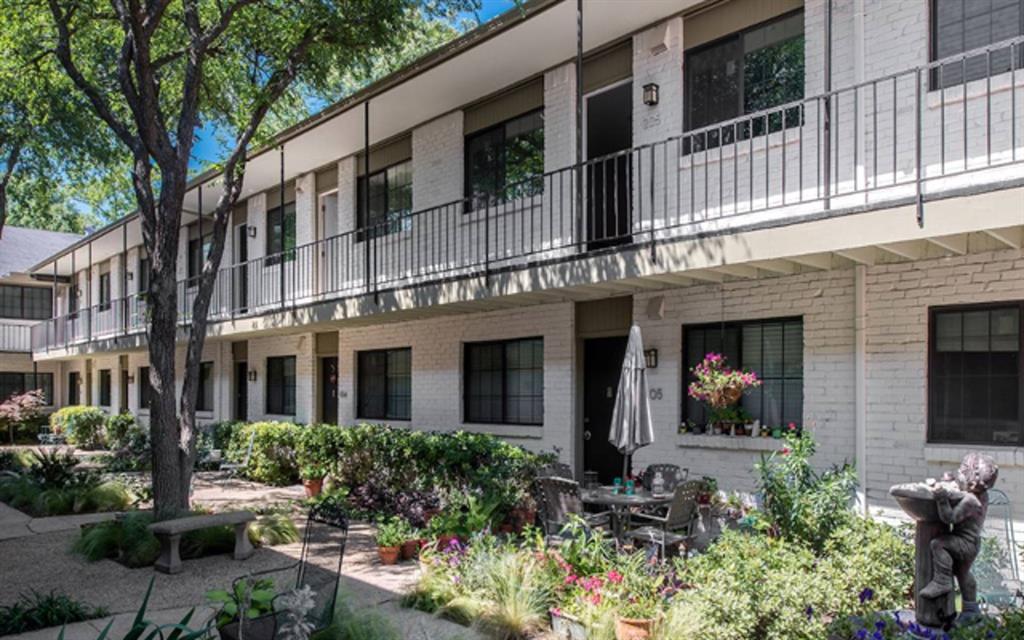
[697,476,717,505]
[299,464,326,498]
[207,578,278,640]
[608,568,665,640]
[550,608,587,640]
[375,518,406,565]
[426,509,460,549]
[688,353,760,436]
[400,524,423,561]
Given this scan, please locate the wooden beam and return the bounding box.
[835,247,878,266]
[684,270,726,283]
[715,264,760,279]
[878,240,927,260]
[928,234,968,255]
[788,253,833,270]
[750,259,798,275]
[983,227,1024,250]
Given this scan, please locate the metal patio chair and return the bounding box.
[641,464,688,493]
[535,476,610,543]
[219,501,350,640]
[218,430,255,477]
[624,479,701,559]
[976,488,1023,609]
[538,461,575,481]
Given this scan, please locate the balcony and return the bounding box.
[0,323,33,353]
[31,37,1024,355]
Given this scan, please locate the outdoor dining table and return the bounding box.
[581,486,672,543]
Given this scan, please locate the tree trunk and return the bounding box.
[0,184,7,240]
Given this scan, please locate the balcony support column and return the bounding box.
[363,101,373,303]
[279,146,286,311]
[87,241,92,342]
[49,259,56,353]
[823,0,832,212]
[574,0,583,250]
[69,249,74,349]
[122,223,128,335]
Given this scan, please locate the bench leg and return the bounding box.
[234,523,254,561]
[154,534,182,574]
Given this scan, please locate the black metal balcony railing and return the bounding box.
[31,37,1024,353]
[0,323,32,352]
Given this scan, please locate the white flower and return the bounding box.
[276,585,316,640]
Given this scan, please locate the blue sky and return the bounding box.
[189,1,517,171]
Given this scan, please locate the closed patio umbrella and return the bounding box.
[608,324,655,480]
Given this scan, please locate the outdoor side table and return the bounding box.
[581,487,672,543]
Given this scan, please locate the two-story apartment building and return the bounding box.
[0,226,80,416]
[21,0,1024,523]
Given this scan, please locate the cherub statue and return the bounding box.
[918,452,999,621]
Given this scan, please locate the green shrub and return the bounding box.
[0,449,31,472]
[104,413,136,449]
[103,414,150,472]
[207,420,243,451]
[51,406,108,449]
[753,428,858,552]
[0,591,108,635]
[228,421,301,485]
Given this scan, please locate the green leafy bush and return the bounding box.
[0,590,108,635]
[103,413,150,471]
[51,406,108,449]
[753,428,858,551]
[0,449,31,472]
[228,421,301,485]
[206,420,243,452]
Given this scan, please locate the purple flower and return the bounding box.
[859,588,874,604]
[804,606,813,621]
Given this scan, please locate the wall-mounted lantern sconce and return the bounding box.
[642,83,660,106]
[247,226,257,239]
[247,369,258,382]
[644,348,659,369]
[127,375,135,384]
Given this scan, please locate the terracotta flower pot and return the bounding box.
[302,477,323,497]
[615,617,655,640]
[400,539,420,561]
[377,545,400,565]
[436,534,457,550]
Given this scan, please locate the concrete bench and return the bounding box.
[148,510,256,574]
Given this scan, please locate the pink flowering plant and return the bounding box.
[687,353,761,422]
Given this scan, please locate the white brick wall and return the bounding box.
[246,333,315,424]
[335,302,576,462]
[631,269,857,490]
[412,111,464,212]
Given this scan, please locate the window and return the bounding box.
[68,285,80,318]
[356,161,412,240]
[464,337,543,425]
[683,11,804,151]
[99,369,112,407]
[357,348,411,420]
[197,361,214,412]
[138,366,152,410]
[683,318,803,429]
[465,110,544,210]
[98,273,111,311]
[139,257,151,295]
[68,371,81,406]
[0,372,54,404]
[0,285,53,320]
[929,304,1022,445]
[266,203,296,264]
[187,236,211,284]
[931,0,1024,88]
[266,356,296,415]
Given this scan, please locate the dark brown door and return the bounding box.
[583,336,628,484]
[119,370,129,413]
[321,357,339,424]
[586,81,633,250]
[234,225,248,313]
[234,361,248,421]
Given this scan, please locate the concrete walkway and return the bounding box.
[0,489,480,640]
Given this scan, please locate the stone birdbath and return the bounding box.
[889,482,957,629]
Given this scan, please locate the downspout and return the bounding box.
[855,264,867,515]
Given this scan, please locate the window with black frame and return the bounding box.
[356,161,412,241]
[197,361,214,412]
[187,236,212,285]
[464,337,543,425]
[98,273,111,311]
[266,202,296,265]
[266,356,296,415]
[0,372,53,404]
[929,304,1022,445]
[68,371,81,406]
[930,0,1024,89]
[683,318,803,429]
[357,348,411,420]
[683,10,805,153]
[465,110,544,211]
[138,367,152,410]
[99,369,112,406]
[0,285,53,320]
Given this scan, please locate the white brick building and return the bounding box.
[19,0,1024,532]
